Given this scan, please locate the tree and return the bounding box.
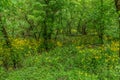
[0,0,11,48]
[114,0,120,57]
[98,0,104,44]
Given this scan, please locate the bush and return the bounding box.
[0,42,119,80]
[0,67,7,80]
[0,38,39,69]
[21,45,119,80]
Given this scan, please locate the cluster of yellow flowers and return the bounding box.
[12,38,29,49]
[56,41,63,47]
[110,41,119,52]
[0,38,40,67]
[11,38,39,50]
[105,54,118,63]
[75,44,119,65]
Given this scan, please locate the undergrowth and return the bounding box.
[0,45,119,80]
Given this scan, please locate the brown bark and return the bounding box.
[81,23,87,35]
[114,0,120,11]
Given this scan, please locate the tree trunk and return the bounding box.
[0,13,17,69]
[81,23,87,35]
[98,0,104,44]
[67,21,72,35]
[114,0,120,57]
[77,19,81,34]
[24,15,38,40]
[0,14,11,48]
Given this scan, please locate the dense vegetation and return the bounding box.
[0,0,120,80]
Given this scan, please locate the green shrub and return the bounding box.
[0,67,7,80]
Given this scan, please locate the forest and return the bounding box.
[0,0,120,80]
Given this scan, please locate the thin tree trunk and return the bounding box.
[0,14,11,48]
[77,19,81,34]
[0,14,17,69]
[98,0,104,44]
[81,22,87,35]
[24,15,38,40]
[114,0,120,57]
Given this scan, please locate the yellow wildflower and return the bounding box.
[57,41,62,47]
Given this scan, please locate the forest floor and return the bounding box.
[0,35,120,80]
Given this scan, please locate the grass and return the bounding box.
[0,44,119,80]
